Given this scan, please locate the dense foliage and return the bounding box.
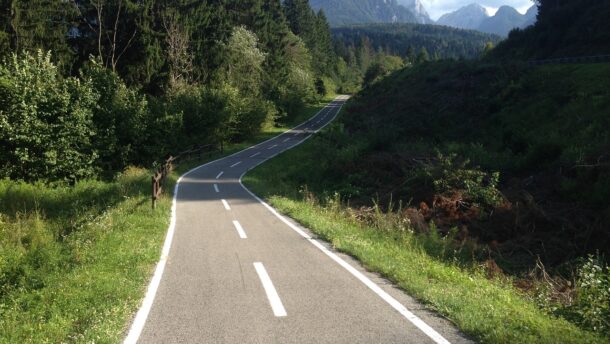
[0,0,343,182]
[0,52,98,181]
[491,0,610,59]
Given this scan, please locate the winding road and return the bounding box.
[124,96,472,344]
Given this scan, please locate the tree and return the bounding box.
[283,0,314,37]
[484,41,495,55]
[73,0,138,73]
[220,26,275,139]
[9,1,78,70]
[417,47,430,63]
[0,51,98,182]
[162,10,193,89]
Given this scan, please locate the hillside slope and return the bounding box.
[306,61,610,270]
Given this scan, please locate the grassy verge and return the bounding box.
[0,98,331,343]
[242,118,606,344]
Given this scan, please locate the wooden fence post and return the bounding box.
[152,175,157,209]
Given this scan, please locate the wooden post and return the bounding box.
[152,175,157,209]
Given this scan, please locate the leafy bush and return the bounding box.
[428,153,503,209]
[0,51,98,182]
[573,255,610,334]
[81,60,149,171]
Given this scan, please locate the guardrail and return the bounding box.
[527,55,610,66]
[151,143,222,209]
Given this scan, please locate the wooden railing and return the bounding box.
[151,143,222,209]
[527,54,610,66]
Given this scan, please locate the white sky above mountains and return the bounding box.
[419,0,536,19]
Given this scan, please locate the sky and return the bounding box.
[417,0,536,20]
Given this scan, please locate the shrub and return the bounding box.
[573,255,610,334]
[0,51,98,182]
[429,153,503,209]
[81,59,149,171]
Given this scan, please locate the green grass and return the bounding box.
[242,120,607,344]
[0,98,331,343]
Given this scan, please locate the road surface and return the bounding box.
[125,96,472,344]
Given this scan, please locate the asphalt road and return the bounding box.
[126,96,473,344]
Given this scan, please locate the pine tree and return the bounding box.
[283,0,314,37]
[417,47,429,63]
[9,0,78,71]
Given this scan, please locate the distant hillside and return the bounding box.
[309,0,417,27]
[332,23,500,60]
[438,3,537,37]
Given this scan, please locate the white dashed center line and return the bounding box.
[230,161,241,168]
[221,199,231,210]
[216,171,224,179]
[214,184,219,193]
[250,152,261,158]
[232,220,247,239]
[253,262,287,317]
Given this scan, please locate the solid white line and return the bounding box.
[123,183,179,344]
[213,184,219,193]
[232,220,248,239]
[123,97,339,344]
[268,144,278,150]
[253,262,287,317]
[221,199,231,210]
[250,152,261,158]
[230,161,242,168]
[216,171,224,179]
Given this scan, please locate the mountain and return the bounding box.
[437,3,538,37]
[437,3,488,30]
[308,0,418,27]
[397,0,433,24]
[478,5,528,36]
[523,5,538,26]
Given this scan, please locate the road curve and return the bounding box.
[125,96,473,344]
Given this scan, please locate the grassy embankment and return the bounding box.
[0,98,331,343]
[242,62,609,343]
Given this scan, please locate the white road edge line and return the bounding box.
[221,199,231,210]
[216,171,224,179]
[230,161,242,168]
[237,97,451,344]
[232,220,248,239]
[214,184,219,193]
[123,97,339,344]
[250,152,261,158]
[253,262,287,317]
